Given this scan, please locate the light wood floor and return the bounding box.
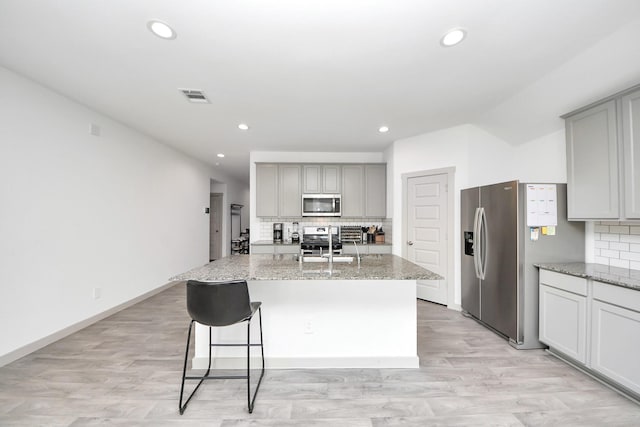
[1,282,638,426]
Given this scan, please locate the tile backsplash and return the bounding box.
[593,221,640,270]
[257,218,392,243]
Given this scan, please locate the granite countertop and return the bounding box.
[536,262,640,291]
[170,254,442,282]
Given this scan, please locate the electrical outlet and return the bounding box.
[93,287,101,300]
[304,319,313,334]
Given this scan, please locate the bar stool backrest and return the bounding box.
[186,280,253,327]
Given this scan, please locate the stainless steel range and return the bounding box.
[300,226,342,256]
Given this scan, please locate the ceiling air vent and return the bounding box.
[179,88,210,104]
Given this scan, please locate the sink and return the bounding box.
[301,256,354,263]
[331,256,354,263]
[302,256,328,263]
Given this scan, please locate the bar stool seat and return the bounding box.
[179,279,265,414]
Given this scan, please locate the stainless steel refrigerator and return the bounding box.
[461,181,584,349]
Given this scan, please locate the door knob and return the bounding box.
[407,241,414,245]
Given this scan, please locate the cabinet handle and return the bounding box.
[407,241,414,246]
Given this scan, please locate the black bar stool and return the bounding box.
[179,280,265,414]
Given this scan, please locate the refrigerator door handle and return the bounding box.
[479,207,488,280]
[473,207,481,279]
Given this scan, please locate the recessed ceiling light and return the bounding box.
[238,123,249,130]
[147,20,177,40]
[378,126,389,133]
[217,153,225,158]
[440,28,466,47]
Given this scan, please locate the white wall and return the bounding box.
[390,124,567,305]
[0,66,247,363]
[475,17,640,145]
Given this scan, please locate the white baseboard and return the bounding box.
[192,355,420,370]
[0,281,179,368]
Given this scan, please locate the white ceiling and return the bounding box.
[2,0,640,184]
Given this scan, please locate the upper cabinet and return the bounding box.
[302,165,341,194]
[365,164,386,217]
[563,84,640,220]
[257,162,386,218]
[565,100,619,219]
[279,164,302,217]
[341,164,387,218]
[341,165,365,217]
[255,163,302,217]
[622,89,640,218]
[256,164,279,217]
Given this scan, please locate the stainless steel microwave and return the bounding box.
[302,194,341,217]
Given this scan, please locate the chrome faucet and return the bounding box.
[327,225,334,267]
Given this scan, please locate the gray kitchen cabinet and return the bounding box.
[276,244,300,254]
[342,244,364,255]
[564,83,640,220]
[365,164,386,218]
[323,165,341,193]
[250,244,275,254]
[538,268,640,399]
[367,244,392,254]
[302,165,321,193]
[590,281,640,396]
[250,244,300,254]
[565,100,619,219]
[302,164,341,194]
[258,162,386,219]
[538,270,588,364]
[256,164,279,217]
[341,165,364,217]
[622,88,640,218]
[279,164,302,217]
[342,244,392,255]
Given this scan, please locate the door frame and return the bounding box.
[402,167,455,309]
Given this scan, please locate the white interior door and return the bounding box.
[407,174,448,305]
[209,194,223,261]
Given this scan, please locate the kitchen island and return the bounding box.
[171,254,441,369]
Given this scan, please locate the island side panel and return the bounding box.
[192,279,418,369]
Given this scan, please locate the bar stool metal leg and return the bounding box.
[247,306,265,413]
[179,322,212,414]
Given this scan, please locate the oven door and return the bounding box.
[302,194,341,217]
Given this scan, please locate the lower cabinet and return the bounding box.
[251,244,301,255]
[276,245,301,255]
[539,283,587,364]
[250,245,274,254]
[590,282,640,395]
[539,270,640,398]
[367,244,392,254]
[342,244,392,255]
